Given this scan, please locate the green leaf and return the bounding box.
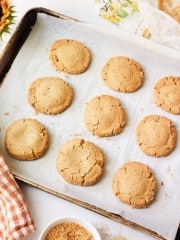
[126,0,134,4]
[116,9,129,18]
[121,3,128,7]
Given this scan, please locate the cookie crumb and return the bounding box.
[98,227,128,240]
[142,28,151,39]
[64,74,69,79]
[167,166,173,175]
[161,181,164,186]
[165,193,171,199]
[98,227,109,239]
[4,112,9,116]
[73,133,82,137]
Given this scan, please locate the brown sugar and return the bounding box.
[45,222,94,240]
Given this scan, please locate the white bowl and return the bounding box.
[39,216,101,240]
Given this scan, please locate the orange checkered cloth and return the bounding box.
[0,155,35,240]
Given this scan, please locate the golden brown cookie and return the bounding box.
[50,39,91,74]
[5,118,49,160]
[112,162,157,208]
[56,139,104,186]
[158,0,180,23]
[154,76,180,114]
[136,115,176,157]
[28,77,73,115]
[84,95,126,137]
[101,56,144,93]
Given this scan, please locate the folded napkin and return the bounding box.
[95,0,180,50]
[0,155,35,240]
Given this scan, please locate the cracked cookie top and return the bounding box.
[112,161,157,208]
[50,39,91,74]
[28,77,73,115]
[101,56,144,93]
[84,95,126,137]
[154,76,180,115]
[136,115,176,157]
[56,139,104,186]
[5,118,49,161]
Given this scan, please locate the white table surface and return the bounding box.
[0,1,175,240]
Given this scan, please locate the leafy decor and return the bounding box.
[95,0,139,24]
[0,0,15,38]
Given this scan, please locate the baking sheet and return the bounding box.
[0,13,180,240]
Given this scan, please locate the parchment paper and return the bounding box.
[0,13,180,240]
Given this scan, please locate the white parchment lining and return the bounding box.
[0,13,180,240]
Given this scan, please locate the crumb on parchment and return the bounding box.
[98,226,128,240]
[142,28,152,39]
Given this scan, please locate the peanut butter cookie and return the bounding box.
[84,95,126,137]
[136,115,176,157]
[112,162,157,208]
[154,76,180,114]
[5,118,49,160]
[50,39,91,74]
[158,0,180,23]
[101,56,144,93]
[56,139,104,186]
[28,77,73,115]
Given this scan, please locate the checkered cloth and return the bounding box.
[0,155,35,240]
